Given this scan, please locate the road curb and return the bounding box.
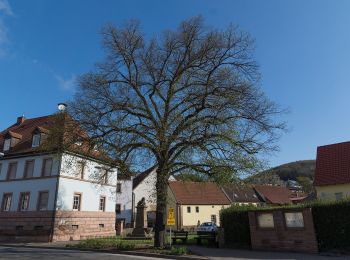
[0,243,208,260]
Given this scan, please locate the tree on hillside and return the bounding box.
[67,17,285,247]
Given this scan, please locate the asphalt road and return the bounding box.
[0,246,170,260]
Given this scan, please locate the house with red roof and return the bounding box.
[253,185,293,205]
[314,141,350,201]
[167,181,231,230]
[0,107,123,242]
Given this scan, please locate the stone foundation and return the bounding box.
[52,211,116,241]
[0,211,116,242]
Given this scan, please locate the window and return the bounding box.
[72,193,81,211]
[335,192,343,201]
[76,161,85,179]
[116,183,122,193]
[7,162,17,180]
[24,160,35,178]
[102,169,108,184]
[34,226,43,230]
[32,134,41,148]
[42,158,53,176]
[18,192,30,211]
[187,206,191,213]
[115,204,121,214]
[3,138,11,151]
[195,206,199,213]
[99,196,106,212]
[211,214,217,224]
[37,191,49,211]
[1,193,12,211]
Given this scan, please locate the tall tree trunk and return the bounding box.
[154,165,168,248]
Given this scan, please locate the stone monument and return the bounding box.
[130,197,148,238]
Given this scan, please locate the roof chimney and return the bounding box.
[16,116,25,125]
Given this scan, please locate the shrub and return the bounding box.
[67,237,136,250]
[169,247,188,255]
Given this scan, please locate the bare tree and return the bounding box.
[68,17,285,247]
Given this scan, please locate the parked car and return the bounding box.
[197,222,217,233]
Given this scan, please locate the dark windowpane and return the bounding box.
[24,160,35,178]
[19,193,30,211]
[7,163,17,180]
[42,158,53,176]
[38,192,49,211]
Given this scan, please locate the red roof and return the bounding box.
[314,141,350,186]
[0,115,109,162]
[253,185,291,205]
[0,115,55,155]
[169,181,231,205]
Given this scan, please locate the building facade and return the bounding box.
[0,115,118,242]
[167,181,231,230]
[314,141,350,201]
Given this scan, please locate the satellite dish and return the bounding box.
[57,103,67,112]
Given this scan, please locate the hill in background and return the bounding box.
[246,160,316,186]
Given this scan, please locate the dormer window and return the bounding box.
[32,134,41,148]
[3,138,11,151]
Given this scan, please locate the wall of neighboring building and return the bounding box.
[180,204,229,227]
[315,184,350,201]
[133,170,157,211]
[115,178,133,226]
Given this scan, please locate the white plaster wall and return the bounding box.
[0,154,60,180]
[0,154,60,212]
[116,178,133,224]
[60,153,117,185]
[133,170,176,211]
[57,153,118,212]
[133,170,157,210]
[0,178,57,211]
[56,178,116,212]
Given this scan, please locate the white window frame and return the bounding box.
[32,134,41,148]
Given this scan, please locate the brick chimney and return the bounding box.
[16,116,25,125]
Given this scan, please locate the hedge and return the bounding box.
[220,200,350,251]
[220,205,256,248]
[311,200,350,251]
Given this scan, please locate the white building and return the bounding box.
[115,174,133,227]
[0,113,118,242]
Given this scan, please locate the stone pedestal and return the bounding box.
[130,199,148,238]
[116,219,124,236]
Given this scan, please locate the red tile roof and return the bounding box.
[314,141,350,186]
[221,184,262,203]
[253,185,291,205]
[0,115,55,155]
[0,115,110,163]
[169,181,231,205]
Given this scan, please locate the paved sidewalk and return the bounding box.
[188,246,349,260]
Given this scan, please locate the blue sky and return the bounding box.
[0,0,349,168]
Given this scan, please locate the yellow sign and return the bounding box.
[167,207,175,225]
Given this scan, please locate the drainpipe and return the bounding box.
[49,153,62,242]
